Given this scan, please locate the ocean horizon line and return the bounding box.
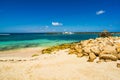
[0,32,120,34]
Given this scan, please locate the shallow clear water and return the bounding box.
[0,33,120,51]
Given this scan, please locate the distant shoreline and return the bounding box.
[0,32,120,34]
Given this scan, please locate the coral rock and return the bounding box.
[88,53,96,62]
[83,47,91,53]
[99,54,117,61]
[117,53,120,60]
[117,63,120,68]
[102,45,117,54]
[77,53,83,57]
[90,46,101,55]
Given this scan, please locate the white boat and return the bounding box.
[62,32,74,34]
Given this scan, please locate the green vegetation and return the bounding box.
[42,43,78,54]
[32,54,39,57]
[99,30,112,37]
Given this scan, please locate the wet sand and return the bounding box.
[0,47,45,57]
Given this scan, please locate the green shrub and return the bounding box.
[99,30,112,37]
[32,54,39,57]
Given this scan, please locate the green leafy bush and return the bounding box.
[32,54,39,57]
[99,30,112,37]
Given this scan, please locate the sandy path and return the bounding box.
[0,50,120,80]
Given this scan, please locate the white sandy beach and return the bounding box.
[0,47,45,57]
[0,48,120,80]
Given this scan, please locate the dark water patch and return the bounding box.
[0,33,99,41]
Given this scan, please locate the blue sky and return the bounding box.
[0,0,120,32]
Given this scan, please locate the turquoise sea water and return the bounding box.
[0,33,120,51]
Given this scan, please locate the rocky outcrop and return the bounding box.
[117,63,120,68]
[42,37,120,63]
[88,52,96,62]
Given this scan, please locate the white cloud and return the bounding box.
[52,22,63,26]
[96,10,105,15]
